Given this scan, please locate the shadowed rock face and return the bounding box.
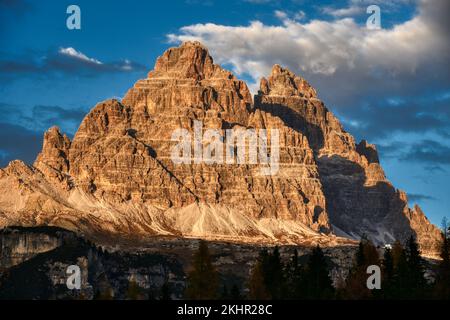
[0,42,441,254]
[254,64,442,253]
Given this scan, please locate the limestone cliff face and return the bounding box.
[0,42,441,254]
[255,64,442,252]
[0,228,62,269]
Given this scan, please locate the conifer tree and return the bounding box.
[391,246,409,298]
[185,240,219,299]
[389,236,428,299]
[391,240,404,266]
[94,274,114,300]
[160,281,171,300]
[405,235,427,298]
[381,247,395,298]
[356,239,366,267]
[343,238,379,299]
[284,249,302,299]
[302,245,334,299]
[126,280,145,300]
[434,217,450,299]
[248,259,270,300]
[264,246,285,299]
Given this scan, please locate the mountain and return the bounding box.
[0,41,441,255]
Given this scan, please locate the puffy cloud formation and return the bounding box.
[169,0,448,92]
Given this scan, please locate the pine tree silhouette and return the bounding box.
[405,235,427,298]
[185,240,219,299]
[381,247,395,298]
[284,249,302,299]
[248,258,270,300]
[388,236,428,299]
[434,217,450,299]
[343,238,379,299]
[160,281,171,300]
[263,246,285,299]
[126,280,145,300]
[302,245,334,299]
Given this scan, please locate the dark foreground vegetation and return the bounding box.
[184,222,450,300]
[1,221,449,300]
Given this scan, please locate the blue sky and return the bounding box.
[0,0,449,226]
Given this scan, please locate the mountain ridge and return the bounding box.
[0,41,441,256]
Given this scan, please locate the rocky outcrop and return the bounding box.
[0,227,185,299]
[0,42,441,255]
[0,227,62,269]
[34,127,72,190]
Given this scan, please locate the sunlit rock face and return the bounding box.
[0,42,441,255]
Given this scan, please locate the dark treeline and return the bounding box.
[92,221,450,300]
[184,222,450,300]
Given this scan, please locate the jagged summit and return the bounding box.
[0,42,442,255]
[259,64,317,99]
[149,41,234,81]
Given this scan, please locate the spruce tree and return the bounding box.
[160,281,171,300]
[126,280,145,300]
[94,274,114,300]
[302,245,334,299]
[284,249,302,299]
[390,236,428,299]
[343,238,379,299]
[381,247,395,298]
[265,246,285,299]
[356,240,366,267]
[392,246,409,298]
[405,235,427,298]
[434,218,450,299]
[248,259,270,300]
[185,240,219,299]
[391,240,404,266]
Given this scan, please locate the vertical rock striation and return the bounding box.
[255,64,441,252]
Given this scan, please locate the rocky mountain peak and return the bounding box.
[34,127,70,172]
[123,42,251,124]
[149,41,234,81]
[259,64,317,99]
[32,126,72,189]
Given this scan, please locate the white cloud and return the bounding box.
[274,10,288,20]
[275,9,306,22]
[59,47,103,65]
[167,0,449,102]
[293,10,306,21]
[323,0,416,18]
[322,5,364,17]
